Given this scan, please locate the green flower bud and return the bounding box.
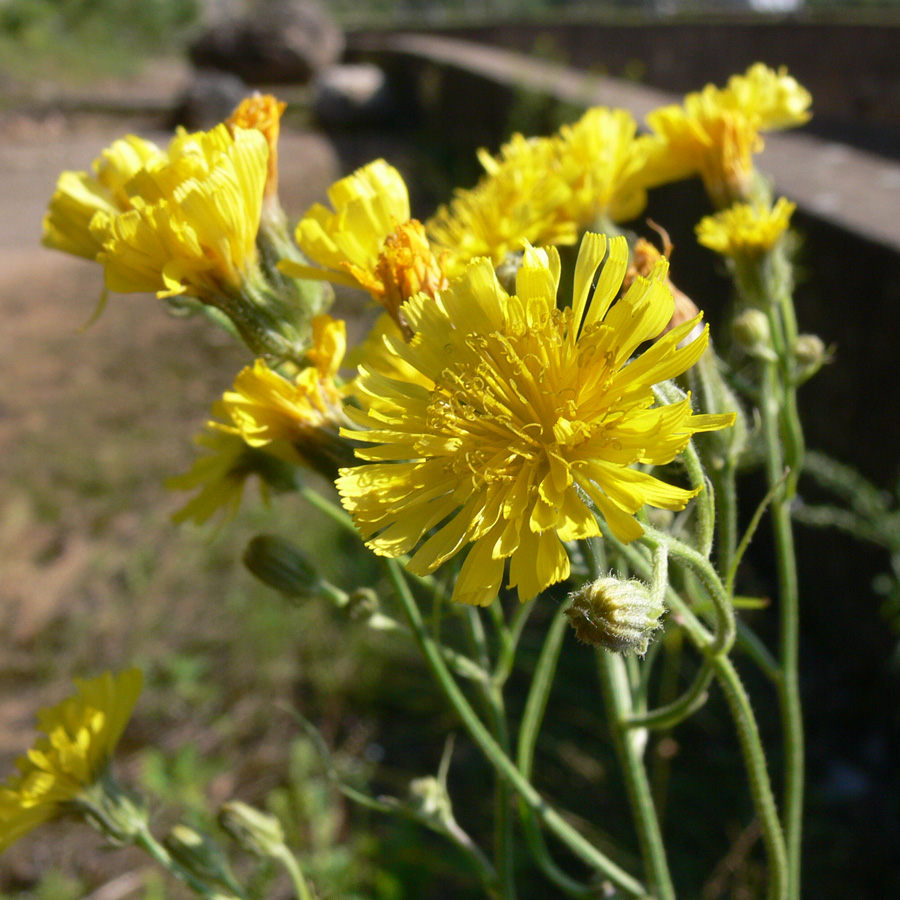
[408,775,454,831]
[218,800,286,860]
[163,824,240,895]
[243,534,323,598]
[793,333,831,384]
[566,576,664,656]
[687,346,749,468]
[732,309,775,360]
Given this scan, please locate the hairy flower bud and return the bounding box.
[566,576,664,655]
[218,801,285,860]
[163,824,239,894]
[732,308,775,360]
[243,534,322,598]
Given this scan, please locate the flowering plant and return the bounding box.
[9,66,833,899]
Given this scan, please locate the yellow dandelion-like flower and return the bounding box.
[427,133,576,278]
[555,107,657,227]
[696,197,796,258]
[281,160,445,331]
[0,669,142,852]
[645,64,811,207]
[42,135,163,259]
[227,92,287,199]
[166,424,279,525]
[89,124,267,300]
[338,234,736,606]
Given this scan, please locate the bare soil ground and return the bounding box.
[0,97,357,893]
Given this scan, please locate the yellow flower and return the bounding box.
[0,669,142,852]
[281,160,445,332]
[227,92,287,199]
[42,135,163,259]
[555,107,657,227]
[645,64,811,207]
[90,125,268,300]
[427,133,576,278]
[223,315,351,455]
[696,198,796,258]
[337,234,736,606]
[167,424,274,524]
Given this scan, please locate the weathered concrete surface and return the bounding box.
[351,31,900,253]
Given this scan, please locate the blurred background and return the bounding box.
[1,1,899,898]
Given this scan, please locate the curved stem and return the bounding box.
[274,846,314,900]
[516,603,600,898]
[712,656,789,900]
[642,527,735,656]
[596,651,676,900]
[385,559,648,898]
[623,662,714,730]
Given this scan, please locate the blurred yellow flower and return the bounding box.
[645,64,811,207]
[696,197,796,257]
[42,135,163,259]
[167,424,278,525]
[338,234,735,606]
[427,133,576,278]
[281,160,445,333]
[0,669,142,852]
[90,125,268,300]
[222,315,352,466]
[556,106,657,227]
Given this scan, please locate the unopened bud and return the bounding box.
[163,825,238,894]
[495,251,524,293]
[218,801,285,859]
[408,775,454,829]
[243,534,322,598]
[346,587,379,619]
[566,577,664,655]
[793,333,827,367]
[732,309,774,359]
[687,346,748,468]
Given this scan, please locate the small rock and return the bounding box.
[312,64,395,128]
[171,71,251,130]
[189,0,345,85]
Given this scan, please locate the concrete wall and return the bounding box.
[350,18,900,155]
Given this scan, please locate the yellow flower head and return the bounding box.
[645,64,811,207]
[555,107,657,227]
[427,134,576,278]
[696,197,796,258]
[338,234,735,606]
[0,669,142,852]
[282,160,446,331]
[217,315,355,478]
[42,135,163,259]
[90,124,268,300]
[227,92,287,199]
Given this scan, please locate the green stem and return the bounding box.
[596,651,676,900]
[711,463,739,576]
[134,825,238,899]
[465,608,517,900]
[515,604,598,898]
[604,528,787,897]
[385,559,648,898]
[274,846,314,900]
[642,527,735,656]
[624,662,714,730]
[761,357,804,900]
[712,656,789,900]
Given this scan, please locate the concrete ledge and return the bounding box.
[352,31,900,253]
